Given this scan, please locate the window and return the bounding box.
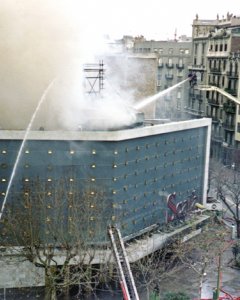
[157,73,161,86]
[168,58,173,66]
[194,44,198,55]
[178,58,183,67]
[222,76,225,87]
[223,60,226,70]
[177,69,183,77]
[220,109,223,119]
[158,58,163,66]
[168,48,173,54]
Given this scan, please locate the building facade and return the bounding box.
[0,118,211,245]
[133,40,192,120]
[187,14,240,166]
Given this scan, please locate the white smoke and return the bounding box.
[0,0,137,131]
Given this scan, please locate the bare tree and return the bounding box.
[1,177,113,300]
[209,159,240,238]
[176,220,232,299]
[131,240,183,300]
[130,216,233,300]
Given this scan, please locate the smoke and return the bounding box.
[0,0,135,131]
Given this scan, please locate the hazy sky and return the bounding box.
[90,0,240,40]
[2,0,239,40]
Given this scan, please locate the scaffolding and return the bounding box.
[83,60,105,94]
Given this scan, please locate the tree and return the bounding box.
[174,219,233,299]
[1,178,112,299]
[210,160,240,238]
[130,214,233,300]
[132,239,183,300]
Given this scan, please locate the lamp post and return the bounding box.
[231,162,236,184]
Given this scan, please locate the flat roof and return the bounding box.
[0,118,211,141]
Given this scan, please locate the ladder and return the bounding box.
[108,225,140,300]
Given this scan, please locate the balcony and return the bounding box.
[188,65,206,72]
[226,71,238,79]
[177,73,183,78]
[224,88,237,96]
[184,106,205,117]
[222,122,235,131]
[223,101,236,114]
[208,81,222,88]
[165,74,173,80]
[212,134,223,143]
[176,64,184,69]
[209,68,222,74]
[165,63,174,69]
[208,99,220,107]
[211,117,219,123]
[206,51,228,58]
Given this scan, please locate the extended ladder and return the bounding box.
[108,225,140,300]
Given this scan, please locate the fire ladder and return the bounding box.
[108,225,140,300]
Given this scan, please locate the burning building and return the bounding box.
[0,116,211,244]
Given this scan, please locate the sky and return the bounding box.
[1,0,239,40]
[90,0,240,40]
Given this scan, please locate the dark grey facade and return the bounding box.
[0,118,211,244]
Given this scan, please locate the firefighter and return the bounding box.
[188,72,197,87]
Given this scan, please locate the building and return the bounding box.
[0,117,211,289]
[133,39,192,120]
[187,13,240,166]
[0,118,211,244]
[103,36,192,121]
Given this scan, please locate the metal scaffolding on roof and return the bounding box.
[83,60,105,94]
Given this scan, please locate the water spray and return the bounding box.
[0,78,57,221]
[133,78,189,110]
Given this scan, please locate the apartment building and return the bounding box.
[133,39,192,120]
[187,13,240,166]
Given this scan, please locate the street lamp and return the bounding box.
[231,162,236,184]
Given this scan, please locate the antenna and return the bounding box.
[174,28,177,42]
